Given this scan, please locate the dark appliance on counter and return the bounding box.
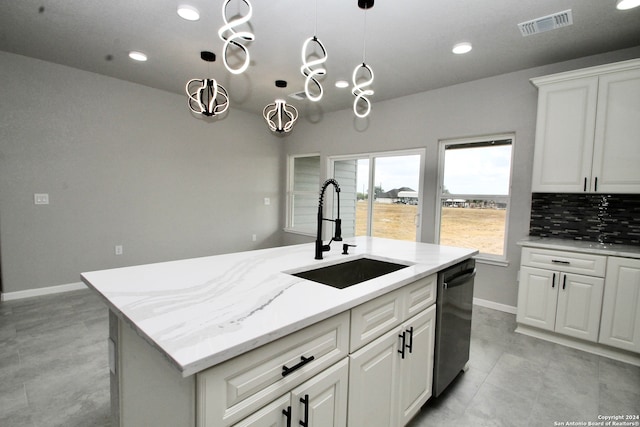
[432,258,476,397]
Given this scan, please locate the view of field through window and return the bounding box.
[355,202,506,254]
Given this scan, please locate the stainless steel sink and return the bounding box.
[290,257,409,289]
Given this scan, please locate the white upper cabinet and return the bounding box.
[531,59,640,194]
[592,68,640,193]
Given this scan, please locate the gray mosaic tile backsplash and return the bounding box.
[529,193,640,246]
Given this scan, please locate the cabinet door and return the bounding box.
[516,266,558,331]
[555,273,604,342]
[348,326,401,427]
[397,305,436,427]
[592,68,640,193]
[531,77,598,192]
[599,257,640,353]
[232,395,291,427]
[290,358,348,427]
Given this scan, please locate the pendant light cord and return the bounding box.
[314,0,318,35]
[362,7,368,63]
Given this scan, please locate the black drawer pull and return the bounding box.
[282,406,292,427]
[299,394,309,427]
[563,275,567,290]
[584,177,587,192]
[595,177,598,192]
[551,259,570,265]
[406,327,414,354]
[398,332,406,359]
[282,355,315,377]
[552,273,556,288]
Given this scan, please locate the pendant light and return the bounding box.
[185,51,229,117]
[263,81,299,133]
[300,0,328,102]
[352,0,375,118]
[218,0,254,75]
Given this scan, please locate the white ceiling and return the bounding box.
[1,0,639,115]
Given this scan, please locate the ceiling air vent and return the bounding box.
[289,91,307,101]
[518,9,573,37]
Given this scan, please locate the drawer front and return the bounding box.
[521,247,606,277]
[404,274,437,320]
[197,311,350,427]
[349,288,403,352]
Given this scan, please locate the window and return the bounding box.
[330,150,424,242]
[286,154,320,234]
[436,135,513,261]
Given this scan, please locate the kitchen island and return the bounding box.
[82,236,477,427]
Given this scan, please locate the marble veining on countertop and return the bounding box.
[81,236,477,377]
[519,236,640,259]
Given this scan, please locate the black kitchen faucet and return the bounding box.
[315,179,342,259]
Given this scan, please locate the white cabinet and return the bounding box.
[531,59,640,193]
[599,257,640,353]
[233,359,349,427]
[348,304,436,427]
[198,273,438,427]
[517,248,606,342]
[197,312,350,427]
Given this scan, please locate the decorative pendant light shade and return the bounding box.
[218,0,254,75]
[185,51,229,117]
[263,100,299,133]
[300,0,327,102]
[263,80,298,133]
[300,36,328,102]
[352,0,375,118]
[352,63,374,118]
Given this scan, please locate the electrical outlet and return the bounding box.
[264,197,271,206]
[34,193,49,205]
[252,234,257,242]
[115,245,123,255]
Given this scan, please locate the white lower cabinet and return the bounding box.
[348,304,436,427]
[517,248,606,342]
[599,257,640,353]
[517,267,604,342]
[233,358,349,427]
[199,274,439,427]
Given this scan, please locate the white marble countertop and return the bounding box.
[518,236,640,259]
[81,237,477,377]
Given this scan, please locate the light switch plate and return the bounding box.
[34,193,49,205]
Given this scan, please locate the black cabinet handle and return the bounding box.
[406,327,414,354]
[282,356,315,377]
[552,260,570,265]
[595,177,598,192]
[552,273,556,288]
[584,177,587,192]
[563,275,567,290]
[398,332,406,359]
[299,394,309,427]
[282,406,292,427]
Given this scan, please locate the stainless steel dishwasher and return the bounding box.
[432,258,476,397]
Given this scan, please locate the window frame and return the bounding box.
[285,153,321,236]
[328,148,425,242]
[435,134,515,265]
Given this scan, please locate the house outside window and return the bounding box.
[436,135,514,262]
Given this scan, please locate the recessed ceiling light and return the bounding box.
[452,42,472,55]
[335,80,349,89]
[128,51,148,62]
[616,0,640,10]
[177,5,200,21]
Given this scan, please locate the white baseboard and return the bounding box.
[1,282,87,301]
[473,297,517,314]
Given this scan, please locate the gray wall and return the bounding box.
[0,52,283,294]
[282,46,640,309]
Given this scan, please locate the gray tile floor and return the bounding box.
[1,289,639,427]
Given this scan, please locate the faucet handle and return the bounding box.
[342,244,357,255]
